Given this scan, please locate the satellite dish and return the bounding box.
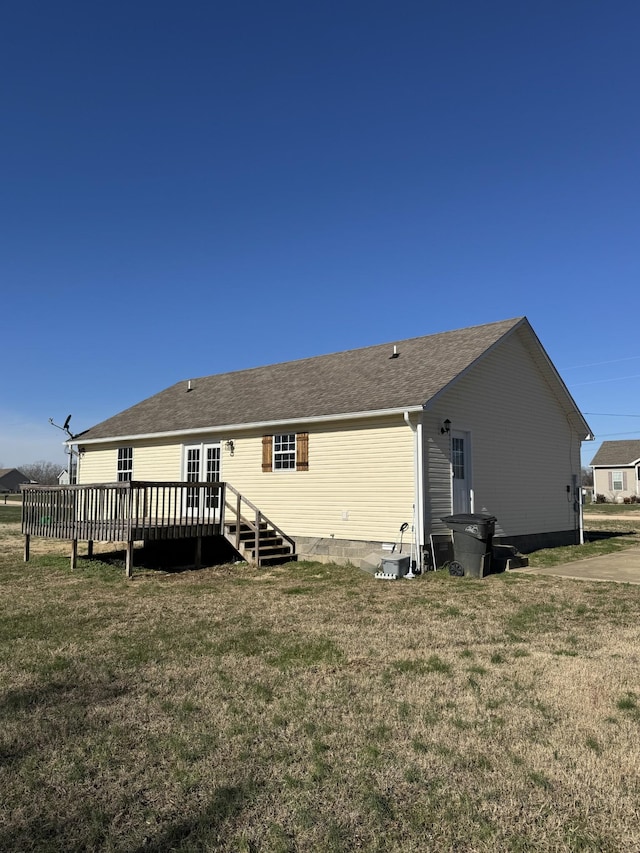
[63,415,72,431]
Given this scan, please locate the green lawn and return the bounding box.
[1,519,640,851]
[584,500,640,514]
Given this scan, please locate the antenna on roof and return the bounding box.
[49,416,79,483]
[49,415,75,440]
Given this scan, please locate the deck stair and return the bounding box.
[223,484,296,567]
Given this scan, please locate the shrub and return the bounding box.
[595,493,607,504]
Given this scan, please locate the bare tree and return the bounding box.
[581,466,594,487]
[18,460,64,485]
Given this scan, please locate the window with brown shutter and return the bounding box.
[262,432,309,471]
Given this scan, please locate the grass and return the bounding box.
[583,501,640,514]
[526,512,639,568]
[0,504,22,524]
[1,517,640,851]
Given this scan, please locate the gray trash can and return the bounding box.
[441,513,497,578]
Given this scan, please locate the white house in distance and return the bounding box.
[71,317,592,567]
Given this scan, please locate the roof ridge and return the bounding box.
[184,316,526,383]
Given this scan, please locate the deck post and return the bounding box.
[195,536,202,569]
[125,540,134,578]
[255,509,260,566]
[70,539,78,570]
[24,534,30,563]
[87,540,94,558]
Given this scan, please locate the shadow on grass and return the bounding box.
[0,774,258,853]
[585,529,639,542]
[130,782,259,853]
[0,672,258,852]
[75,536,243,575]
[0,676,130,764]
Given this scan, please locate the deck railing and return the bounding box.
[21,481,226,541]
[21,480,295,574]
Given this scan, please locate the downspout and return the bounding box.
[404,411,424,573]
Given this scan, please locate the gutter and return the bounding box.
[69,405,424,447]
[404,410,424,573]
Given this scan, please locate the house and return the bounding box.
[590,440,640,502]
[0,468,29,493]
[69,317,592,567]
[57,464,77,485]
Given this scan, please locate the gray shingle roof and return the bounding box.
[590,440,640,466]
[77,317,542,441]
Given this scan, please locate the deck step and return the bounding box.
[223,519,295,567]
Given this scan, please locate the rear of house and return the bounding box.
[71,318,591,567]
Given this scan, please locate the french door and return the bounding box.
[183,443,221,520]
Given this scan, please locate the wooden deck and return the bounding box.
[21,481,296,576]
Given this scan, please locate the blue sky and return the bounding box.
[3,1,639,470]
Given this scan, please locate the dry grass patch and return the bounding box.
[2,527,640,851]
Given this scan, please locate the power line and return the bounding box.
[584,412,640,418]
[570,374,640,386]
[561,355,640,370]
[593,431,640,437]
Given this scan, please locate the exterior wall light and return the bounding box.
[225,440,235,456]
[440,419,451,435]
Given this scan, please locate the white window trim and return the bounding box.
[273,433,296,471]
[117,447,133,481]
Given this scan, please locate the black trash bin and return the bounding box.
[441,513,497,578]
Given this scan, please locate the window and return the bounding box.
[262,433,309,472]
[117,447,133,481]
[612,471,624,491]
[452,437,465,480]
[274,433,296,469]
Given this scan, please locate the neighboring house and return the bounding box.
[590,440,640,502]
[58,464,77,485]
[0,468,29,493]
[71,317,592,564]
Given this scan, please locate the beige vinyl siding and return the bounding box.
[78,446,119,484]
[593,467,638,500]
[78,439,183,484]
[77,419,415,543]
[425,327,581,540]
[224,416,415,543]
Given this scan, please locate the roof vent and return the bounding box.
[390,345,400,359]
[187,380,193,392]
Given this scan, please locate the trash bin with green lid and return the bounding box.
[441,513,497,578]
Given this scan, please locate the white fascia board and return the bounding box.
[68,405,425,447]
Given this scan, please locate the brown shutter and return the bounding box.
[608,472,613,490]
[296,432,309,471]
[623,471,628,490]
[262,435,273,472]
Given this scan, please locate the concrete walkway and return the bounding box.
[513,546,640,584]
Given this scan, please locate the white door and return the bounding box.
[451,431,471,514]
[183,443,221,520]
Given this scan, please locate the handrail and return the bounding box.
[224,483,296,552]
